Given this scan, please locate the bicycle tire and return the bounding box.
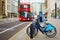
[26,26,38,39]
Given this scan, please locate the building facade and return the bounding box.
[30,3,45,15]
[0,0,5,19]
[0,0,2,19]
[0,0,18,20]
[47,0,55,18]
[6,0,18,18]
[46,0,60,18]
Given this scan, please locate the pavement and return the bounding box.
[0,18,19,25]
[9,18,60,40]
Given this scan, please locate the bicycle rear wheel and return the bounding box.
[26,26,38,39]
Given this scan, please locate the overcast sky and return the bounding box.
[20,0,45,3]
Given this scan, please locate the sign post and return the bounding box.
[39,3,43,22]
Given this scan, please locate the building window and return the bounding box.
[7,0,10,3]
[7,5,10,11]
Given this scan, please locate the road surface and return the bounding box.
[0,21,32,40]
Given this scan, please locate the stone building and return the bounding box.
[0,0,18,20]
[0,0,2,19]
[0,0,5,19]
[6,0,18,18]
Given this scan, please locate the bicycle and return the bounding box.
[26,17,57,39]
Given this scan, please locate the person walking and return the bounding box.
[44,12,47,21]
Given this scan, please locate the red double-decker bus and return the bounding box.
[18,3,34,21]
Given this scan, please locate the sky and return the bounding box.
[20,0,45,3]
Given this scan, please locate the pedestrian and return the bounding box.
[44,12,47,21]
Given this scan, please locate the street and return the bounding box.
[0,20,32,40]
[0,0,60,40]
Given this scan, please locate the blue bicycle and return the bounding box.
[26,17,57,39]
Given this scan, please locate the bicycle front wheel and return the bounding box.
[26,26,38,39]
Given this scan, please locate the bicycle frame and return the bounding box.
[30,18,45,34]
[32,18,55,34]
[36,20,45,33]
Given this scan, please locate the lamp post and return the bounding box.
[39,3,43,22]
[55,0,57,18]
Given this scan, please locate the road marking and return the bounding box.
[0,22,26,34]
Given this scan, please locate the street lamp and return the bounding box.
[55,0,57,18]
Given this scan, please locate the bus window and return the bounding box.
[24,5,28,8]
[20,12,28,18]
[29,12,34,17]
[24,12,28,18]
